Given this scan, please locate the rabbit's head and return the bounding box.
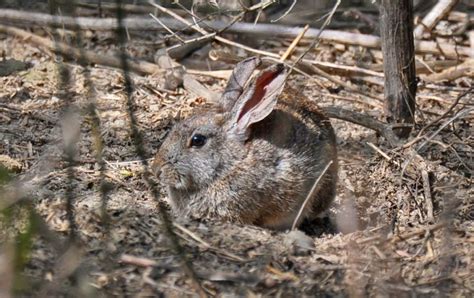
[153,57,288,192]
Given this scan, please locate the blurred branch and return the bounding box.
[414,0,460,39]
[422,59,474,82]
[0,8,472,58]
[112,1,206,296]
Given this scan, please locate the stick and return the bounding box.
[120,254,159,267]
[389,222,444,244]
[280,24,309,62]
[422,59,474,82]
[367,142,392,161]
[414,0,460,39]
[149,13,185,43]
[421,170,435,222]
[209,48,384,79]
[322,106,399,145]
[0,8,471,58]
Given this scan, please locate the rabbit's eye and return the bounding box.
[190,134,207,148]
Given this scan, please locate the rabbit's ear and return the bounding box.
[221,57,261,111]
[227,64,287,141]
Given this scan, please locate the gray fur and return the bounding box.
[153,59,338,230]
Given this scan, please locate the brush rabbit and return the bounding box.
[152,57,337,230]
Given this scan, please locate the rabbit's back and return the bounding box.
[245,89,338,228]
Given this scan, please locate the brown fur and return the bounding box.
[152,60,337,230]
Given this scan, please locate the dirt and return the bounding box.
[0,5,473,297]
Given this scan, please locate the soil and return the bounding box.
[0,3,473,297]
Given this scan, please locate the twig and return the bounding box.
[172,222,246,262]
[149,13,185,43]
[308,60,384,78]
[401,107,474,177]
[370,59,461,74]
[291,160,334,230]
[389,222,444,244]
[280,24,309,62]
[416,108,474,153]
[421,170,435,222]
[210,49,385,79]
[148,2,281,59]
[271,0,297,22]
[292,61,383,101]
[370,245,387,260]
[291,0,341,67]
[367,142,392,161]
[150,1,377,101]
[401,87,473,149]
[120,254,159,267]
[325,93,381,109]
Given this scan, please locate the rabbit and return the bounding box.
[152,57,337,230]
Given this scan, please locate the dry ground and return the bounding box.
[0,9,473,297]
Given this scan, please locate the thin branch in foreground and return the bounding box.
[113,1,206,296]
[291,160,334,231]
[48,8,80,242]
[69,0,114,256]
[291,0,340,67]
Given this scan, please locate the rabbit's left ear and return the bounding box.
[227,64,287,141]
[221,57,261,111]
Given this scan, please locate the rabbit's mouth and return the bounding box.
[158,164,192,190]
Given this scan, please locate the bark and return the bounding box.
[379,0,417,138]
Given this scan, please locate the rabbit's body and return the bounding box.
[154,58,337,230]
